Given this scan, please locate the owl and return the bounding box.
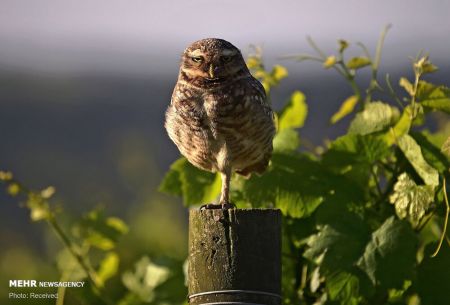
[165,38,275,209]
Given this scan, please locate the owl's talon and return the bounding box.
[221,202,236,210]
[200,203,222,210]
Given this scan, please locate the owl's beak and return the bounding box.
[208,64,215,78]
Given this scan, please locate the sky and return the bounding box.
[0,0,449,75]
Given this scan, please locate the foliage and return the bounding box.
[160,27,450,305]
[0,172,186,305]
[2,27,450,305]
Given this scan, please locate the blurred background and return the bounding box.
[0,0,449,302]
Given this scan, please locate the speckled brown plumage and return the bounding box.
[165,38,275,207]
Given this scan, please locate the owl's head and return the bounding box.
[180,38,249,87]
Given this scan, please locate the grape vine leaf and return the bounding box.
[397,134,439,187]
[416,80,450,114]
[417,242,450,305]
[278,90,308,130]
[389,173,434,226]
[346,57,371,69]
[357,217,417,289]
[326,271,361,305]
[273,128,300,152]
[236,153,357,218]
[411,132,450,173]
[348,102,400,135]
[330,95,359,124]
[159,157,221,206]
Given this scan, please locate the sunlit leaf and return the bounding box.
[122,256,170,303]
[415,56,438,74]
[384,105,413,145]
[272,65,288,81]
[97,252,119,286]
[411,132,450,173]
[159,158,221,206]
[357,217,417,289]
[389,173,434,226]
[346,57,371,69]
[278,91,308,130]
[397,134,439,187]
[75,209,129,250]
[330,95,359,124]
[323,56,337,69]
[0,171,13,181]
[40,186,55,199]
[7,183,20,196]
[349,101,400,135]
[273,128,300,152]
[417,80,450,114]
[246,57,260,69]
[399,77,414,96]
[26,193,51,221]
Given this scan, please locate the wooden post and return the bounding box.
[188,208,281,305]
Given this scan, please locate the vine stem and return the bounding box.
[431,177,449,257]
[47,216,101,289]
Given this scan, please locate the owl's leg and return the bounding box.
[219,170,230,205]
[199,167,235,210]
[219,169,235,209]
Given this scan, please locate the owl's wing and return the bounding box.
[216,76,276,177]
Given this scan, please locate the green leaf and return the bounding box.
[346,57,371,69]
[399,77,414,96]
[7,183,20,196]
[330,95,359,124]
[323,56,337,68]
[122,256,170,303]
[415,56,438,74]
[40,186,55,199]
[26,193,51,222]
[322,134,389,188]
[328,134,390,164]
[272,65,288,81]
[273,128,300,152]
[159,158,221,206]
[306,199,370,271]
[416,80,450,114]
[397,134,439,187]
[0,170,13,181]
[349,102,400,135]
[417,243,450,305]
[278,91,308,130]
[75,209,129,250]
[389,173,435,226]
[357,217,417,289]
[383,105,413,145]
[97,252,119,286]
[326,271,360,305]
[411,132,450,173]
[237,153,354,218]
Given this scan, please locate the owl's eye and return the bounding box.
[222,56,232,63]
[191,56,204,63]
